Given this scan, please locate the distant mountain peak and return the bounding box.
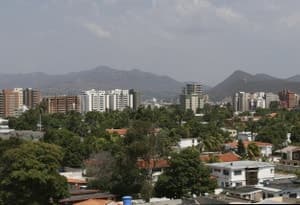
[91,65,116,72]
[224,70,252,82]
[0,65,184,100]
[208,70,300,101]
[287,75,300,82]
[232,70,251,75]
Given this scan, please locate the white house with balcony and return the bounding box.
[208,161,275,188]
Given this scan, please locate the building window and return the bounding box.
[234,170,242,175]
[214,169,221,173]
[236,182,242,187]
[270,169,273,174]
[223,170,229,176]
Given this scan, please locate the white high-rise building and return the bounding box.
[265,92,280,109]
[13,88,23,109]
[80,89,139,113]
[108,89,133,111]
[233,92,250,112]
[80,89,109,113]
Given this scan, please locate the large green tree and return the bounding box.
[247,143,260,160]
[43,128,84,167]
[237,139,246,157]
[291,124,300,143]
[154,148,216,199]
[0,141,68,205]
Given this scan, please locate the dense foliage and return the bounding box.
[237,139,246,157]
[0,139,68,205]
[154,148,217,199]
[4,103,300,201]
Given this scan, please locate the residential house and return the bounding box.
[60,168,88,190]
[275,146,300,166]
[208,161,275,188]
[224,141,273,157]
[223,186,263,202]
[237,131,256,141]
[178,138,199,150]
[221,128,237,138]
[257,179,300,199]
[136,159,169,183]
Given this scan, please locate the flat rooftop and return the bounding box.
[208,160,274,169]
[224,186,262,194]
[197,195,250,204]
[265,179,300,191]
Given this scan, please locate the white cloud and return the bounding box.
[215,7,243,23]
[83,22,111,38]
[102,0,119,5]
[280,13,300,28]
[175,0,211,17]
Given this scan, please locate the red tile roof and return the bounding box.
[106,128,127,136]
[138,153,240,168]
[74,199,112,205]
[225,141,273,149]
[137,159,169,169]
[200,152,241,163]
[218,152,241,162]
[67,178,87,184]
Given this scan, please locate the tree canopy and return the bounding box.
[154,148,216,199]
[237,139,246,158]
[0,141,68,205]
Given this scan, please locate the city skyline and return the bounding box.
[1,1,300,86]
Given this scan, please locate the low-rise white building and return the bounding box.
[208,161,275,188]
[237,131,257,141]
[0,118,14,135]
[221,128,237,138]
[178,138,199,149]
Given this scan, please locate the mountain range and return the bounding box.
[0,66,184,100]
[208,70,300,101]
[1,66,300,101]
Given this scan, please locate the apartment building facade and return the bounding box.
[0,88,41,118]
[180,83,205,113]
[23,88,41,109]
[0,89,23,118]
[80,89,140,113]
[43,96,80,114]
[233,91,280,112]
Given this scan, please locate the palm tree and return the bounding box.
[247,143,260,160]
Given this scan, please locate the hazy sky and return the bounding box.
[1,0,300,86]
